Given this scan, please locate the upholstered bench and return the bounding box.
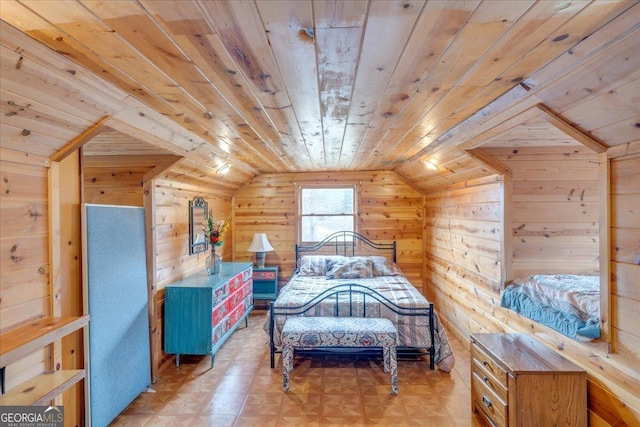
[281,316,398,394]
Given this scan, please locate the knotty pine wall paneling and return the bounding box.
[423,176,505,341]
[424,150,640,424]
[0,154,84,426]
[0,159,51,388]
[83,155,163,207]
[487,146,601,278]
[608,147,640,372]
[360,172,424,285]
[232,171,424,291]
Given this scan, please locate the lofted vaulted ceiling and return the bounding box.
[1,1,639,192]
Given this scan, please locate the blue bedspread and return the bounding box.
[500,274,600,341]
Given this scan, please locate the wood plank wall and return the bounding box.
[424,154,640,424]
[83,155,162,207]
[232,171,424,291]
[0,152,84,425]
[609,150,640,370]
[0,159,50,389]
[424,176,504,337]
[488,146,600,278]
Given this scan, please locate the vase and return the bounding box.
[206,247,222,275]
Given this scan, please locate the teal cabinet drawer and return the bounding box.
[254,280,274,294]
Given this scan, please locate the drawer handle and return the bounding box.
[483,376,489,383]
[482,360,489,366]
[482,395,492,409]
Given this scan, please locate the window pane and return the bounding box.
[301,216,354,241]
[301,188,354,214]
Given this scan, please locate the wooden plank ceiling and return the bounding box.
[1,1,638,192]
[83,128,168,157]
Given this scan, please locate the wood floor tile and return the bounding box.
[200,391,246,416]
[280,398,323,417]
[111,310,478,426]
[189,414,235,427]
[158,393,210,415]
[364,416,409,426]
[109,414,153,426]
[320,415,365,426]
[233,415,278,426]
[277,415,322,426]
[142,414,198,426]
[362,400,406,418]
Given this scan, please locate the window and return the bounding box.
[299,186,356,242]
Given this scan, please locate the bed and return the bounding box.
[500,274,601,341]
[266,231,455,372]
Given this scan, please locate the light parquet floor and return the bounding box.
[111,310,482,426]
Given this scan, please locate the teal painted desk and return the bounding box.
[164,262,253,366]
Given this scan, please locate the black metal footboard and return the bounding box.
[269,283,436,370]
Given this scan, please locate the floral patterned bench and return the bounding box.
[281,316,398,394]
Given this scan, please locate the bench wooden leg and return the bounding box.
[282,345,293,392]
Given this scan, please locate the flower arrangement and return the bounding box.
[204,210,230,248]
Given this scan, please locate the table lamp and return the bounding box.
[247,233,274,268]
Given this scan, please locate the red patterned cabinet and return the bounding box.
[164,262,253,366]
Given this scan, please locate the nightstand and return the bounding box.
[252,266,279,302]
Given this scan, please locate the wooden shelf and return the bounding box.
[0,370,85,406]
[0,316,89,368]
[0,315,89,406]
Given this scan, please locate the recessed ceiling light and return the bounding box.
[423,159,439,170]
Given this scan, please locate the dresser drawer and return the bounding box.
[254,270,276,280]
[472,371,508,427]
[473,399,500,427]
[470,333,587,427]
[471,344,508,388]
[253,280,275,294]
[472,357,508,402]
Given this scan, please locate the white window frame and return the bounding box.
[297,184,358,244]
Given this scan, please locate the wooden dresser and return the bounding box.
[470,333,587,427]
[164,262,253,367]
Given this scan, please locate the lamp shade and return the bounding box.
[247,233,274,268]
[247,233,274,253]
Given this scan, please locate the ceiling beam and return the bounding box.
[535,104,607,154]
[464,148,512,177]
[51,116,109,162]
[143,155,185,183]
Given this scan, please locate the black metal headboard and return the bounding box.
[295,231,396,264]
